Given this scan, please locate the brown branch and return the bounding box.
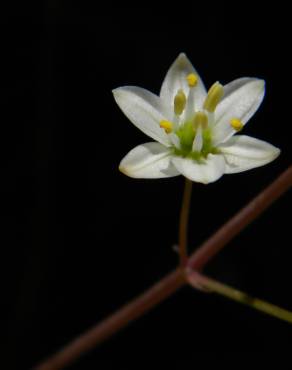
[34,166,292,370]
[34,270,186,370]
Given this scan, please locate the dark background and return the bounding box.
[2,2,292,369]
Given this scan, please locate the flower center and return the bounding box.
[174,114,218,160]
[159,75,241,160]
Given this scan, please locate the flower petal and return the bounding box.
[113,86,172,146]
[168,133,181,149]
[119,142,179,179]
[213,79,265,145]
[219,135,280,174]
[221,77,255,99]
[171,154,225,184]
[160,53,207,110]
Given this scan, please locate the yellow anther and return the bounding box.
[203,82,224,113]
[160,120,173,134]
[186,73,198,87]
[174,89,187,115]
[230,118,243,131]
[193,111,208,129]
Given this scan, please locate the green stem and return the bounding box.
[178,178,193,267]
[187,270,292,324]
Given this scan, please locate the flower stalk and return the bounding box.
[178,178,193,267]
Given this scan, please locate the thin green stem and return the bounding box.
[178,178,193,267]
[187,270,292,324]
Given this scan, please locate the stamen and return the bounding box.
[193,111,208,130]
[203,82,224,113]
[230,118,243,131]
[186,73,198,87]
[174,89,186,116]
[192,124,203,152]
[160,120,173,133]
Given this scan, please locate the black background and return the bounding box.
[3,2,292,369]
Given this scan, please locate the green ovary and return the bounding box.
[174,122,219,161]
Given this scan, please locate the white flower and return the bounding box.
[113,53,280,184]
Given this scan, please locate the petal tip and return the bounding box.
[112,88,121,100]
[176,52,189,68]
[178,52,187,59]
[266,144,281,162]
[253,79,265,93]
[119,164,130,177]
[272,147,281,160]
[258,79,265,89]
[112,87,123,96]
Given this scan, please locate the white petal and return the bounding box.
[192,125,203,152]
[160,53,207,110]
[219,135,280,174]
[213,79,265,145]
[113,86,172,146]
[119,142,179,179]
[171,154,225,184]
[168,133,181,149]
[220,77,255,99]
